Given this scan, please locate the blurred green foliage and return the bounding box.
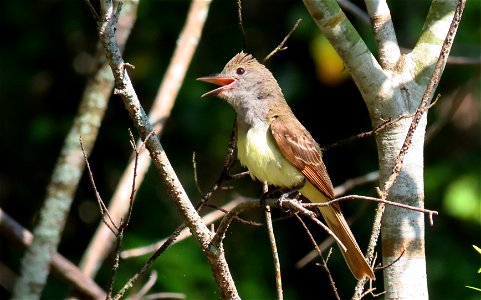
[0,0,479,299]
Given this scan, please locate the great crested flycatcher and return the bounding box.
[197,52,375,280]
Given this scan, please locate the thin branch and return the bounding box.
[196,119,238,210]
[446,55,481,65]
[122,129,154,229]
[294,215,340,300]
[192,152,204,195]
[265,205,283,300]
[227,171,250,181]
[143,293,186,300]
[80,137,119,235]
[211,198,347,254]
[264,18,302,62]
[236,0,246,50]
[295,201,369,269]
[322,110,428,151]
[120,198,245,259]
[357,285,384,300]
[264,183,283,300]
[129,271,160,300]
[353,202,384,299]
[107,130,152,299]
[113,226,184,300]
[333,171,379,196]
[295,234,336,269]
[375,249,405,272]
[205,203,265,226]
[303,195,438,221]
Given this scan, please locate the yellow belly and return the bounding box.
[237,123,304,188]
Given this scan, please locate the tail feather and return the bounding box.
[300,182,375,280]
[318,205,375,280]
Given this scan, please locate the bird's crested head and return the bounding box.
[197,52,283,109]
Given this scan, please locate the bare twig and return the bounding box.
[333,170,379,196]
[227,171,250,180]
[211,197,347,254]
[295,234,336,269]
[80,137,119,235]
[303,195,438,221]
[143,293,186,299]
[353,202,383,299]
[295,201,369,269]
[196,120,238,210]
[263,183,283,300]
[264,18,302,62]
[356,285,384,300]
[120,198,245,259]
[323,112,418,151]
[134,271,158,299]
[294,215,340,300]
[236,0,246,49]
[123,129,154,229]
[375,249,405,272]
[84,0,100,21]
[107,130,152,298]
[265,205,283,300]
[445,55,481,65]
[192,152,203,195]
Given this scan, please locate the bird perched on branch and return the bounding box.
[198,52,375,280]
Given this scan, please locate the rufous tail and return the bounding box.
[317,205,375,280]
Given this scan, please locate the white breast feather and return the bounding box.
[237,123,304,188]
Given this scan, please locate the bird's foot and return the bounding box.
[277,189,300,212]
[260,188,281,208]
[261,187,301,212]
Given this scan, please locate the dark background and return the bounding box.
[1,0,480,299]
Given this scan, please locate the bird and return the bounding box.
[197,51,375,280]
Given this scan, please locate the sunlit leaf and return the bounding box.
[443,174,481,223]
[309,34,350,86]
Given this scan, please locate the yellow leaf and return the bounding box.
[310,35,350,86]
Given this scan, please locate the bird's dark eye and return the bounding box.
[236,67,245,75]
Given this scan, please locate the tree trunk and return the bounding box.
[304,0,460,298]
[377,116,428,299]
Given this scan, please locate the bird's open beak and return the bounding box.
[197,76,235,97]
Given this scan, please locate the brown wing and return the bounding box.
[270,114,335,200]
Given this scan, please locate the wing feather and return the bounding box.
[270,114,335,200]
